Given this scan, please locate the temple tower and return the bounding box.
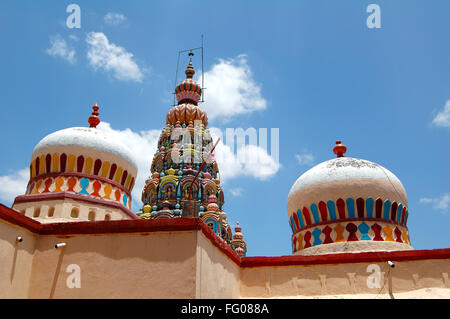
[140,54,241,249]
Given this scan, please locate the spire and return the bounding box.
[231,221,247,257]
[185,52,195,79]
[333,140,347,158]
[174,52,202,105]
[88,103,100,128]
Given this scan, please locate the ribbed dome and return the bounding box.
[287,141,412,255]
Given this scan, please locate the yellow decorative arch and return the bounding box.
[31,160,36,178]
[84,157,93,174]
[101,161,110,178]
[114,167,123,184]
[125,174,132,189]
[39,155,45,175]
[52,153,59,172]
[67,154,76,172]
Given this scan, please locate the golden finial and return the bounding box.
[185,52,195,79]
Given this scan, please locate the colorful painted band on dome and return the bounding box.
[25,173,132,209]
[175,80,202,105]
[30,152,135,193]
[289,197,408,234]
[291,220,410,253]
[175,81,201,94]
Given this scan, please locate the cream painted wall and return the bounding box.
[13,198,130,224]
[27,231,198,298]
[0,220,37,298]
[240,259,450,298]
[0,215,448,299]
[195,232,240,299]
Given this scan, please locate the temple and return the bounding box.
[0,55,448,298]
[139,54,236,249]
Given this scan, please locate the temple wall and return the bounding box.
[240,259,450,298]
[13,198,129,224]
[27,231,198,298]
[0,207,448,299]
[195,231,240,298]
[0,220,37,298]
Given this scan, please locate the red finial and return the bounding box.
[88,103,100,128]
[333,140,347,158]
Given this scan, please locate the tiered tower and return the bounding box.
[230,222,247,257]
[140,54,243,251]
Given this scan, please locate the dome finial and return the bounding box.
[333,140,347,158]
[185,52,195,79]
[88,103,100,128]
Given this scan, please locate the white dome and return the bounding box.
[286,149,412,256]
[32,127,138,170]
[288,157,406,201]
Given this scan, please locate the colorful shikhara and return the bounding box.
[139,55,246,255]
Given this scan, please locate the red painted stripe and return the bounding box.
[318,201,328,222]
[35,157,40,176]
[302,207,312,225]
[391,201,398,221]
[45,154,51,173]
[356,197,365,218]
[240,248,450,267]
[400,206,407,224]
[375,198,383,218]
[77,155,84,173]
[94,159,102,175]
[60,153,67,172]
[292,213,300,230]
[336,198,346,219]
[109,163,117,180]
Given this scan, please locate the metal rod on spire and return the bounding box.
[173,36,205,106]
[201,34,205,103]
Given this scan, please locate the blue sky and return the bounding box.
[0,0,449,256]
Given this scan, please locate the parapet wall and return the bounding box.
[240,251,450,298]
[0,203,449,299]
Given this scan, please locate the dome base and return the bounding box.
[294,241,413,256]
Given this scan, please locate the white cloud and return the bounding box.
[0,168,29,206]
[229,188,243,197]
[210,128,280,183]
[45,34,76,64]
[196,54,266,122]
[420,193,450,213]
[86,32,144,82]
[104,12,127,26]
[432,100,450,127]
[97,122,160,209]
[295,152,315,166]
[68,34,79,42]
